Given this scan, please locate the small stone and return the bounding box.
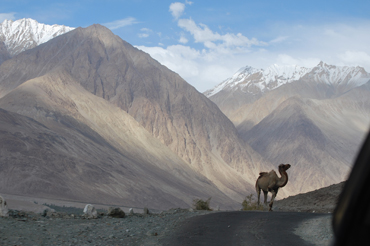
[108,207,125,218]
[129,208,134,215]
[146,230,158,236]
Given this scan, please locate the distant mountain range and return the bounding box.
[0,19,273,210]
[205,62,370,195]
[205,62,370,97]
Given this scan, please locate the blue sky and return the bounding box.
[1,0,370,92]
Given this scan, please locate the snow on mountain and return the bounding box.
[205,62,370,97]
[307,61,370,87]
[0,18,74,57]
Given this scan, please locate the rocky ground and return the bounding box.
[0,207,212,246]
[0,182,345,246]
[275,182,345,213]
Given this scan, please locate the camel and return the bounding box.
[255,164,291,211]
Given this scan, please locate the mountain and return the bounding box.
[205,62,369,97]
[0,18,74,62]
[205,62,370,128]
[0,22,273,209]
[205,62,370,194]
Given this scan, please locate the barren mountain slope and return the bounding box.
[243,97,357,194]
[224,80,370,195]
[0,71,238,209]
[0,40,11,64]
[0,24,272,203]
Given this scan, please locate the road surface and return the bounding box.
[161,211,330,246]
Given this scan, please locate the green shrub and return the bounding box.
[193,197,212,211]
[241,194,264,211]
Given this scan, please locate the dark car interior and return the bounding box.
[332,130,370,245]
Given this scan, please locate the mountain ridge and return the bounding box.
[205,62,370,98]
[0,18,74,59]
[204,60,370,195]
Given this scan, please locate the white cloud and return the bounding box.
[177,18,266,50]
[337,51,370,69]
[137,16,370,92]
[138,33,149,38]
[276,54,320,68]
[266,21,370,71]
[0,12,16,22]
[169,2,186,19]
[138,28,152,38]
[103,17,138,30]
[179,35,188,44]
[137,43,257,92]
[269,36,289,44]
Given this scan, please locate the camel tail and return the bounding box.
[255,179,260,194]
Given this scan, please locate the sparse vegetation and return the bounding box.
[241,194,264,211]
[193,197,212,211]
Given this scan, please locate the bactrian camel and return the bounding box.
[255,164,291,211]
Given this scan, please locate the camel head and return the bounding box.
[278,164,291,172]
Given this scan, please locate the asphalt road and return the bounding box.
[161,211,329,246]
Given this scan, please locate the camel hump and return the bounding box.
[258,172,268,177]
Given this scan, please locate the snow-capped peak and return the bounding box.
[308,61,369,87]
[205,64,311,97]
[205,62,370,97]
[0,18,74,57]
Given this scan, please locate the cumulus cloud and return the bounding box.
[177,18,266,50]
[139,4,370,92]
[103,17,138,30]
[169,2,186,19]
[0,12,16,22]
[137,43,259,92]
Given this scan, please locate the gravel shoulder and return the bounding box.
[0,208,213,246]
[0,182,343,246]
[294,215,333,246]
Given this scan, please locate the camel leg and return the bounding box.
[269,189,278,211]
[256,187,261,205]
[263,191,268,205]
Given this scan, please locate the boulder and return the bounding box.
[0,195,9,217]
[83,204,98,219]
[129,208,134,215]
[107,207,125,218]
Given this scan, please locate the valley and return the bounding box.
[0,18,369,210]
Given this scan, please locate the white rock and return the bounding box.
[83,204,98,219]
[0,195,9,217]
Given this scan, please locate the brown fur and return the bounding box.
[255,164,291,211]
